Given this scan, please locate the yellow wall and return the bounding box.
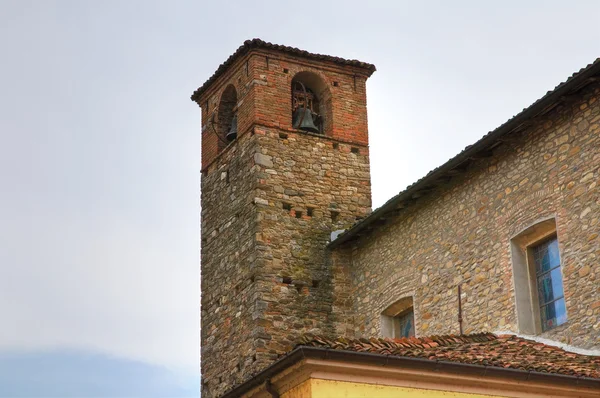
[281,379,311,398]
[284,379,505,398]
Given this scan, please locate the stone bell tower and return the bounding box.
[192,39,375,397]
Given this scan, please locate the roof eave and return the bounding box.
[329,58,600,249]
[220,346,600,398]
[190,38,376,103]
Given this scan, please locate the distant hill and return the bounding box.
[0,349,199,397]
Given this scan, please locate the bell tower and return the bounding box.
[192,39,375,397]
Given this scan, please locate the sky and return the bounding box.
[1,0,599,396]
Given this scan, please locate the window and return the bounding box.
[531,238,567,331]
[381,297,415,339]
[510,218,568,334]
[394,309,415,338]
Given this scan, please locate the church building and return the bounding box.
[192,40,600,397]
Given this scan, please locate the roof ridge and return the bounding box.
[298,332,498,349]
[329,56,600,248]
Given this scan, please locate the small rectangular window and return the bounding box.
[330,210,339,222]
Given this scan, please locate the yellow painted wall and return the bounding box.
[282,379,311,398]
[283,379,505,398]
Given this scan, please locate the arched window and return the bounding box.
[217,85,238,150]
[381,296,415,339]
[291,72,330,134]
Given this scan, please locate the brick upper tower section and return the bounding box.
[192,39,376,170]
[193,39,375,397]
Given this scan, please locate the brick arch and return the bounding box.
[291,71,333,135]
[217,84,238,151]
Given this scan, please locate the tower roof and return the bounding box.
[190,39,377,103]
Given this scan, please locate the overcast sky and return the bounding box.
[1,0,599,396]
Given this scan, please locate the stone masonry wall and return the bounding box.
[200,130,260,397]
[335,83,600,350]
[199,47,375,397]
[251,126,371,364]
[201,126,371,398]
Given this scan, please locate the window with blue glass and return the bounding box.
[531,237,567,331]
[395,309,415,338]
[381,297,415,339]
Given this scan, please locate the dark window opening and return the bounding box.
[292,81,321,133]
[291,71,331,135]
[217,85,238,150]
[330,210,339,222]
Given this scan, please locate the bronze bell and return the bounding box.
[225,114,237,142]
[292,107,319,133]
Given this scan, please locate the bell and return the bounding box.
[292,107,319,133]
[225,114,237,142]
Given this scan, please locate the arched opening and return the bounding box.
[291,72,331,135]
[381,296,415,339]
[217,85,238,151]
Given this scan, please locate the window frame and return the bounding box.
[510,217,568,335]
[381,296,416,339]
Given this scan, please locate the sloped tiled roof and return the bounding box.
[190,39,377,103]
[330,57,600,248]
[298,333,600,379]
[221,333,600,397]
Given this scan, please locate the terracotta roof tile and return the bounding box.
[297,333,600,379]
[191,39,376,102]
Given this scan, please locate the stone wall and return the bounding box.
[200,131,260,397]
[201,127,371,397]
[251,126,371,360]
[198,47,375,397]
[334,83,600,350]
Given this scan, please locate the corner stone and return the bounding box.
[254,153,274,168]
